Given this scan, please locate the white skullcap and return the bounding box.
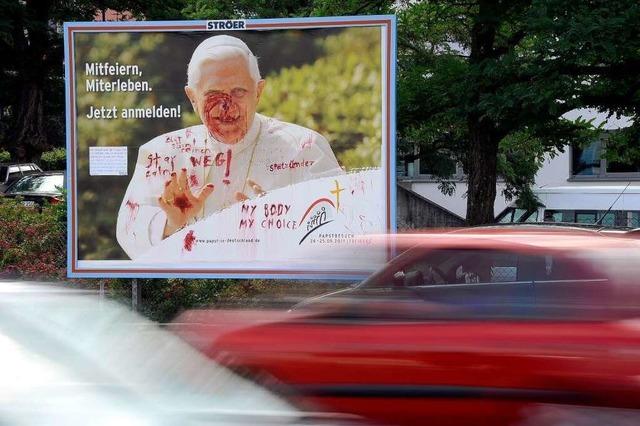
[187,35,261,87]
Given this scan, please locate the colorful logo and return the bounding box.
[298,180,344,244]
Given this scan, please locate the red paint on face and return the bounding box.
[173,194,193,214]
[205,94,238,134]
[203,93,247,143]
[223,179,231,185]
[189,174,199,187]
[183,230,196,252]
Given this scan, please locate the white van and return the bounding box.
[496,185,640,228]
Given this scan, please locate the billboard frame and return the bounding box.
[64,15,397,279]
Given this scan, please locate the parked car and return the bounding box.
[0,281,358,426]
[172,228,640,426]
[0,162,42,193]
[1,171,64,208]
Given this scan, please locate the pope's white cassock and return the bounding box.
[116,113,343,259]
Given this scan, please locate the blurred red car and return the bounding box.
[173,227,640,426]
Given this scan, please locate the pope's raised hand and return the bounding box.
[159,168,215,238]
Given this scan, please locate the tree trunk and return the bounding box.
[13,82,47,161]
[10,0,50,162]
[465,0,501,225]
[466,123,499,225]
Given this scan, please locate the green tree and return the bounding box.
[0,1,184,162]
[180,0,392,19]
[398,0,640,225]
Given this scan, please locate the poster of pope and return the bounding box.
[66,17,395,278]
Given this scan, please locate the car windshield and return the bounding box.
[7,175,63,194]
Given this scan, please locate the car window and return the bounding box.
[7,175,64,194]
[8,166,20,174]
[524,210,539,222]
[314,241,640,324]
[19,165,33,172]
[496,208,536,223]
[399,249,529,287]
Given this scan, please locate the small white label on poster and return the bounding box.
[89,146,128,176]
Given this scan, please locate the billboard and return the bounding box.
[64,16,396,279]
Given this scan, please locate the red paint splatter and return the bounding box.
[183,230,196,252]
[223,179,231,185]
[173,194,192,213]
[300,134,315,150]
[125,199,139,211]
[189,174,199,187]
[204,93,242,140]
[125,200,139,234]
[224,149,232,177]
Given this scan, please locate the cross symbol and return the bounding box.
[330,180,344,210]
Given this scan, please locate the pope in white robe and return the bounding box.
[116,35,342,259]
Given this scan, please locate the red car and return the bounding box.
[173,228,640,426]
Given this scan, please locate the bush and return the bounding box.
[0,149,9,162]
[0,196,66,279]
[41,148,66,170]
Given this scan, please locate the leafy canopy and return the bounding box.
[397,0,640,208]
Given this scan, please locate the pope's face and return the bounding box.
[186,55,264,144]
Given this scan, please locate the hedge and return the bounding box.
[40,148,66,171]
[0,197,66,278]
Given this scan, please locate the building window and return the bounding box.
[396,159,408,177]
[607,160,640,174]
[545,210,639,227]
[571,133,640,179]
[397,146,464,181]
[572,140,602,176]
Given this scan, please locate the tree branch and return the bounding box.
[493,28,526,56]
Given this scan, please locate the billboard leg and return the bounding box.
[132,279,141,312]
